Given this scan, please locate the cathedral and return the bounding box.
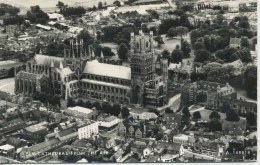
[15,31,168,108]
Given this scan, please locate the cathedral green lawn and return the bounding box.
[0,77,15,95]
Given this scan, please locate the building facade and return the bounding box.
[15,31,167,108]
[78,121,99,140]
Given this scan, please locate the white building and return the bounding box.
[173,134,195,146]
[129,111,158,120]
[47,13,64,21]
[78,120,99,140]
[97,116,121,131]
[65,106,97,119]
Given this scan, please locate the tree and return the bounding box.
[175,26,189,38]
[171,45,184,63]
[181,39,191,58]
[84,101,92,108]
[150,10,159,19]
[46,43,59,56]
[77,29,94,47]
[243,65,257,99]
[190,29,204,45]
[226,109,240,122]
[193,111,201,121]
[27,5,49,24]
[112,104,121,116]
[102,102,112,114]
[238,21,250,29]
[214,14,225,25]
[161,50,170,59]
[121,106,130,118]
[194,49,211,63]
[165,108,173,114]
[67,98,75,107]
[98,2,103,10]
[215,50,226,60]
[233,48,252,63]
[209,111,221,119]
[182,106,191,118]
[166,28,178,38]
[208,119,222,132]
[92,101,101,110]
[102,47,114,57]
[113,1,121,7]
[240,37,250,48]
[118,43,128,60]
[159,18,179,34]
[246,112,256,126]
[193,42,205,51]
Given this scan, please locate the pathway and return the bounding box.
[157,93,181,111]
[0,155,21,163]
[183,149,221,161]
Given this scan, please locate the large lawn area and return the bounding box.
[0,77,15,94]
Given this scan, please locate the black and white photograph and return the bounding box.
[0,0,257,163]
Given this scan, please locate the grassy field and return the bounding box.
[0,78,15,94]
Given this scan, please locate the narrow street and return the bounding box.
[183,149,221,161]
[0,155,21,163]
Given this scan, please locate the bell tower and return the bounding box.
[130,30,155,105]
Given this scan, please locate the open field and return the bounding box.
[0,77,15,94]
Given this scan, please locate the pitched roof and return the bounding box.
[83,60,131,80]
[124,158,139,163]
[33,54,64,68]
[58,128,77,137]
[230,38,241,45]
[0,118,26,135]
[6,137,27,148]
[16,71,44,80]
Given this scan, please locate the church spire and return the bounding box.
[39,48,42,54]
[50,60,54,68]
[59,61,64,69]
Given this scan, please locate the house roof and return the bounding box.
[0,144,14,151]
[83,60,131,80]
[67,106,93,115]
[6,137,26,148]
[124,157,139,163]
[230,38,241,45]
[0,118,26,135]
[58,128,77,137]
[16,71,44,80]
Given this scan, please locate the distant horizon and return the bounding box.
[0,0,116,14]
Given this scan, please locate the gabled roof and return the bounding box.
[6,137,27,148]
[58,128,77,137]
[83,60,131,80]
[230,38,241,45]
[16,71,44,80]
[33,54,64,68]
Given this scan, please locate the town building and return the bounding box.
[78,120,99,140]
[65,106,97,119]
[15,31,168,108]
[19,127,78,160]
[98,115,121,132]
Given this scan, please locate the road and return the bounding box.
[157,93,181,111]
[0,155,21,163]
[183,149,221,161]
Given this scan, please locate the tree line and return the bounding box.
[67,98,130,119]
